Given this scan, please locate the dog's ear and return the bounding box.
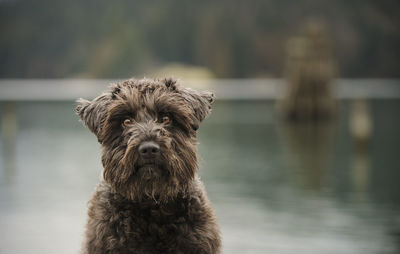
[76,94,111,141]
[184,88,215,131]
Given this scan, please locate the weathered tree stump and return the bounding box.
[279,21,337,121]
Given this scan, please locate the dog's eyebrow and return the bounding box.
[154,94,187,114]
[152,95,195,131]
[107,102,137,122]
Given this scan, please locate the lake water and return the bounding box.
[0,99,399,254]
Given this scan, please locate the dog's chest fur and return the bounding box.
[85,182,215,254]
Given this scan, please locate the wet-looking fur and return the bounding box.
[76,78,221,254]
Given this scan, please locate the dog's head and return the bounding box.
[76,78,214,202]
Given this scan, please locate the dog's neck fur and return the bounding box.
[100,175,201,205]
[102,167,198,203]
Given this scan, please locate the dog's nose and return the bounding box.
[138,141,160,159]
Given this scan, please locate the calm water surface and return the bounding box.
[0,100,399,254]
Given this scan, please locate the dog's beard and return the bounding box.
[137,165,158,179]
[102,143,189,203]
[125,164,184,203]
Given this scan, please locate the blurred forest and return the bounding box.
[0,0,399,79]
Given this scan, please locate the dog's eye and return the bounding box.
[122,118,133,127]
[160,115,171,125]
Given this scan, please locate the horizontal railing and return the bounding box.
[0,79,399,100]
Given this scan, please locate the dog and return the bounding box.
[76,78,221,254]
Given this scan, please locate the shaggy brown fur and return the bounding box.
[76,78,221,254]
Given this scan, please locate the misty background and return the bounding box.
[0,0,399,79]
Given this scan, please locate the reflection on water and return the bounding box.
[0,100,399,254]
[1,102,17,182]
[349,99,373,195]
[278,121,336,191]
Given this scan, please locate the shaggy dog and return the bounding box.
[76,78,221,254]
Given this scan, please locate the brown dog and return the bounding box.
[76,78,221,254]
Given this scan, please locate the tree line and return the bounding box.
[0,0,399,78]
